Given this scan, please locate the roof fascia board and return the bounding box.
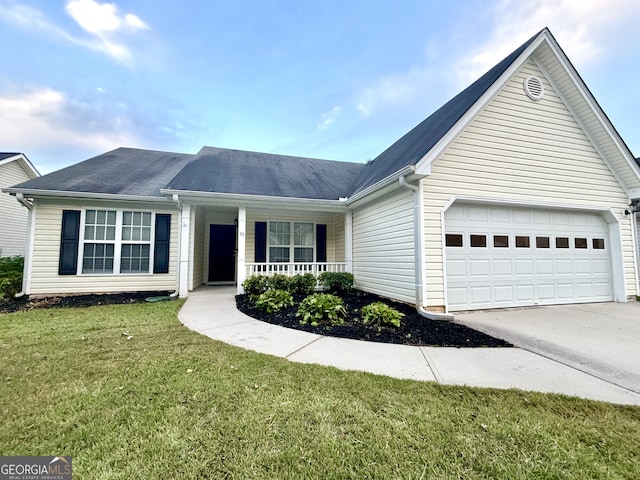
[345,165,417,205]
[414,33,548,175]
[2,187,171,203]
[162,189,348,212]
[0,154,40,178]
[539,33,640,184]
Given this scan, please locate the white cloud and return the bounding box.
[457,0,640,85]
[317,106,343,130]
[0,1,150,65]
[0,86,141,162]
[65,0,150,33]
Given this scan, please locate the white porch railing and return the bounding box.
[246,262,347,277]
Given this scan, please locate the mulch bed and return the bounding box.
[236,291,512,348]
[0,292,173,314]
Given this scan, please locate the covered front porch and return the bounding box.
[176,200,352,296]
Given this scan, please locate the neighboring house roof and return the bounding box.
[0,152,40,179]
[8,148,194,199]
[165,146,365,200]
[0,152,20,161]
[350,30,542,195]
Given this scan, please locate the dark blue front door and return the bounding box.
[208,224,236,282]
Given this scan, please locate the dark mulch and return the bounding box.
[236,291,512,348]
[0,291,173,314]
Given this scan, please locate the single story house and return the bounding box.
[0,152,40,257]
[4,28,640,318]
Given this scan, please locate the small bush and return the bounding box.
[360,302,404,329]
[255,289,294,313]
[266,274,292,292]
[318,272,354,294]
[290,273,317,295]
[297,293,346,327]
[0,256,24,302]
[242,275,269,296]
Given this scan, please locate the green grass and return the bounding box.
[1,302,639,479]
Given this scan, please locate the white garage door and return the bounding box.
[445,204,613,311]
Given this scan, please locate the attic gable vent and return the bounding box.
[524,75,544,100]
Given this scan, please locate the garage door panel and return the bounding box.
[470,259,490,276]
[593,259,609,274]
[576,283,594,298]
[557,284,575,299]
[494,285,514,302]
[445,204,613,311]
[515,259,533,275]
[535,259,554,275]
[470,286,491,304]
[575,259,593,274]
[537,284,555,300]
[556,259,573,274]
[515,285,535,302]
[493,259,512,275]
[446,259,467,277]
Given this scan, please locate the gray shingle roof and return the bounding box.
[0,152,21,161]
[11,147,195,198]
[350,29,542,195]
[166,146,365,200]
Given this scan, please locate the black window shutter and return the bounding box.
[316,224,327,262]
[154,214,171,274]
[255,222,267,262]
[59,210,81,275]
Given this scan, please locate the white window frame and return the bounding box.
[267,221,315,263]
[78,209,156,275]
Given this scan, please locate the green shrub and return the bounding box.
[318,272,354,293]
[360,302,404,329]
[0,256,24,302]
[290,273,317,295]
[297,293,346,326]
[255,289,294,313]
[242,275,269,296]
[266,274,292,292]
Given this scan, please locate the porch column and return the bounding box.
[236,206,246,294]
[345,210,353,273]
[178,205,191,298]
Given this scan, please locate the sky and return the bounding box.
[0,0,639,174]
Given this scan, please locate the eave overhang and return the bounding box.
[1,187,172,204]
[161,188,349,213]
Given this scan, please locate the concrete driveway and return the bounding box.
[455,302,640,394]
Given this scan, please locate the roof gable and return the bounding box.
[166,146,365,201]
[0,153,40,179]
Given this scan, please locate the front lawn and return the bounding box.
[1,302,639,479]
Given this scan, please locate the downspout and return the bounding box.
[399,176,454,321]
[15,194,33,298]
[169,194,182,298]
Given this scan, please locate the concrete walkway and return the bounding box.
[178,287,640,406]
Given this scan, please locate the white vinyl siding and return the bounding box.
[352,189,415,304]
[0,161,33,257]
[422,59,636,309]
[27,199,178,295]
